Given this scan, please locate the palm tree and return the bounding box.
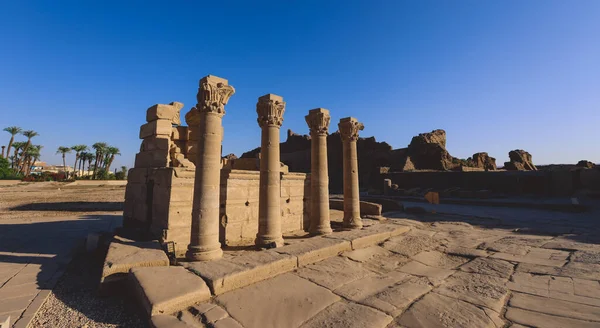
[3,126,22,159]
[17,130,39,173]
[91,142,107,179]
[24,145,42,176]
[104,146,121,174]
[83,152,95,178]
[71,144,88,178]
[10,141,27,169]
[56,146,71,178]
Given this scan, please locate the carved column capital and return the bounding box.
[338,117,364,142]
[256,94,285,128]
[196,75,235,117]
[305,108,331,136]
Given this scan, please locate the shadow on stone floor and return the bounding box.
[9,201,124,212]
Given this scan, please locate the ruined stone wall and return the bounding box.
[219,170,309,247]
[124,167,309,255]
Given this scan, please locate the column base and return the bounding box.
[186,245,223,261]
[309,225,333,236]
[255,235,285,248]
[342,217,363,230]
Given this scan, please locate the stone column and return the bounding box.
[383,179,392,196]
[338,117,364,230]
[1,146,5,158]
[186,75,235,261]
[305,109,333,235]
[255,94,286,248]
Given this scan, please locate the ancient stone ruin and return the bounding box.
[123,75,367,260]
[504,149,537,171]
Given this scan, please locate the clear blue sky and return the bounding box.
[1,1,598,169]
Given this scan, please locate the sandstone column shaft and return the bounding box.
[339,117,364,230]
[306,108,332,235]
[187,75,235,261]
[256,94,286,247]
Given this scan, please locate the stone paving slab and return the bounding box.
[458,257,514,279]
[131,266,211,317]
[274,237,351,266]
[100,236,170,287]
[510,292,600,322]
[360,276,432,317]
[395,292,498,328]
[435,271,509,312]
[299,301,393,328]
[294,256,374,290]
[215,273,340,328]
[397,261,455,285]
[324,224,410,249]
[505,307,600,328]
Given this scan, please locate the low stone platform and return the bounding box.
[100,236,170,288]
[131,266,211,317]
[183,222,410,296]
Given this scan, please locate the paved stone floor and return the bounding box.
[0,214,121,327]
[166,199,600,328]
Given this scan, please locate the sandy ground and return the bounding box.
[0,182,125,221]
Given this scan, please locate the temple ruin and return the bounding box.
[123,75,365,259]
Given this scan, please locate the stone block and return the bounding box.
[185,250,297,295]
[146,102,183,124]
[505,307,599,328]
[274,237,352,266]
[150,315,194,328]
[397,261,455,285]
[333,273,408,302]
[299,301,393,328]
[100,237,169,287]
[131,266,211,317]
[171,126,188,141]
[141,136,171,152]
[127,168,149,184]
[215,273,339,328]
[435,271,509,312]
[325,224,410,250]
[294,256,374,290]
[360,277,431,317]
[140,119,173,139]
[135,150,170,168]
[510,292,600,322]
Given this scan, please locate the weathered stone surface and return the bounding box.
[294,256,373,290]
[342,246,391,263]
[146,102,183,124]
[491,247,569,267]
[140,119,174,139]
[203,306,229,324]
[510,292,600,322]
[397,261,455,285]
[361,252,411,274]
[212,317,244,328]
[396,292,496,328]
[572,250,600,264]
[325,224,410,249]
[435,229,501,248]
[507,272,600,307]
[439,245,489,258]
[135,150,170,168]
[459,257,514,279]
[503,149,537,171]
[411,250,469,269]
[185,250,296,295]
[505,307,599,328]
[150,315,196,328]
[299,301,393,328]
[382,233,437,257]
[216,273,339,328]
[360,276,432,316]
[141,136,171,152]
[100,237,169,286]
[131,266,211,316]
[333,273,407,302]
[435,272,509,312]
[480,235,551,255]
[274,237,351,267]
[472,152,497,171]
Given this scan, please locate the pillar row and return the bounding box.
[306,108,333,235]
[339,117,364,230]
[255,94,286,248]
[186,75,235,261]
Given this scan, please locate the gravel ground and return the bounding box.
[30,248,147,328]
